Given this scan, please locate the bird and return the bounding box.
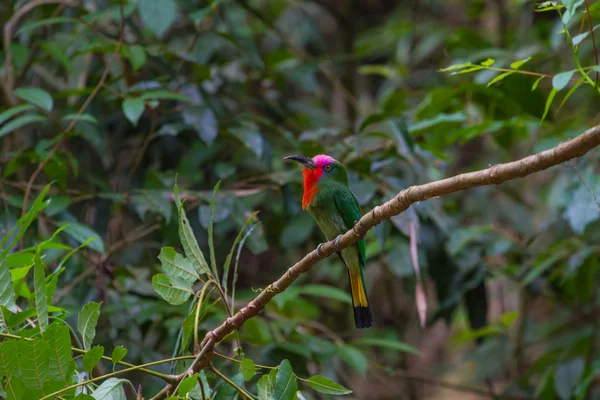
[284,154,372,329]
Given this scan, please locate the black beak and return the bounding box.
[283,155,316,170]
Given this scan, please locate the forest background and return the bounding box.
[1,0,600,399]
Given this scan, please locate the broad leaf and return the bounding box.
[78,302,101,350]
[152,273,193,305]
[178,373,198,396]
[14,87,53,111]
[34,252,48,333]
[111,346,127,369]
[122,97,145,126]
[83,345,104,373]
[274,359,297,400]
[305,375,352,395]
[138,0,177,38]
[91,378,127,400]
[58,221,105,254]
[0,114,47,138]
[158,247,200,283]
[240,358,256,381]
[18,338,49,394]
[46,323,75,386]
[552,70,575,91]
[0,104,35,125]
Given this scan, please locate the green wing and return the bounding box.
[333,189,367,268]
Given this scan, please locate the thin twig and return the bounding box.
[20,0,126,217]
[210,363,253,400]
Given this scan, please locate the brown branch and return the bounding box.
[153,122,600,398]
[3,0,79,104]
[20,0,125,217]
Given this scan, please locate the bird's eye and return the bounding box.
[324,165,332,171]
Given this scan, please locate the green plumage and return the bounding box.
[304,160,372,329]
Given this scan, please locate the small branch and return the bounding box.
[153,122,600,398]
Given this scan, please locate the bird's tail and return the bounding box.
[348,270,372,329]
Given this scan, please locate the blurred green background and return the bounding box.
[2,0,600,399]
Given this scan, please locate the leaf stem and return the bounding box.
[209,363,254,400]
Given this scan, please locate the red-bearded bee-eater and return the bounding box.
[284,154,372,329]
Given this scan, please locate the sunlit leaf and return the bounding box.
[78,301,101,350]
[111,346,127,369]
[305,375,352,395]
[480,58,495,67]
[240,358,256,381]
[487,71,514,87]
[178,373,198,396]
[510,57,531,69]
[83,345,104,373]
[91,378,127,400]
[552,70,576,91]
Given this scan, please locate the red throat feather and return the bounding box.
[302,168,322,209]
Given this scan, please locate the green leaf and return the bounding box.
[57,221,105,254]
[439,62,472,72]
[532,76,544,91]
[45,196,71,217]
[139,90,192,102]
[500,311,519,327]
[189,371,212,399]
[178,373,198,396]
[510,57,531,69]
[33,252,48,333]
[336,345,367,376]
[258,370,277,400]
[274,359,297,400]
[0,113,47,138]
[0,340,18,379]
[354,337,420,354]
[240,358,256,381]
[552,70,576,91]
[152,273,193,305]
[480,58,495,66]
[158,247,201,283]
[78,301,101,350]
[541,88,558,122]
[298,284,352,305]
[305,375,352,395]
[111,346,127,369]
[91,378,127,400]
[62,113,98,124]
[487,71,514,87]
[138,0,177,38]
[14,87,53,111]
[18,338,49,394]
[207,181,221,278]
[83,345,104,373]
[122,45,146,70]
[46,323,75,385]
[555,358,585,400]
[572,31,589,45]
[229,127,263,158]
[0,104,35,125]
[122,97,145,126]
[174,184,211,276]
[0,252,17,312]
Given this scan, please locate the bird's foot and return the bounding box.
[316,243,325,257]
[334,234,343,248]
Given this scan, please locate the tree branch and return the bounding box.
[154,123,600,398]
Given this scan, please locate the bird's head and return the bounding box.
[284,154,348,208]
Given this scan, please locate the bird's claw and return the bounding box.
[334,234,343,248]
[316,243,325,257]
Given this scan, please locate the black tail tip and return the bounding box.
[354,306,373,329]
